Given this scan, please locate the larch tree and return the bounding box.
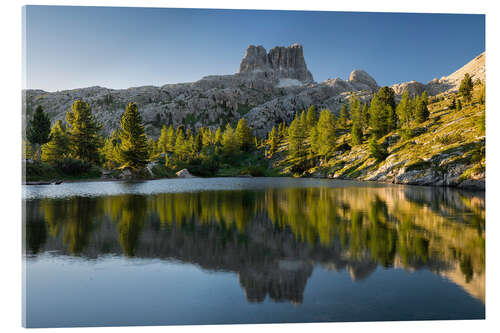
[267,126,278,157]
[305,105,317,133]
[26,105,51,161]
[116,102,149,170]
[235,118,253,151]
[66,100,103,164]
[41,120,71,163]
[221,123,239,157]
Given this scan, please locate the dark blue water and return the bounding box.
[23,178,485,327]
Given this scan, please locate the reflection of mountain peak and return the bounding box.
[239,260,313,304]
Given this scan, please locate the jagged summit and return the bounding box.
[238,44,314,83]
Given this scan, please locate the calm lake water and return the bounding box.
[22,177,485,327]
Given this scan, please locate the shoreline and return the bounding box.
[22,175,485,191]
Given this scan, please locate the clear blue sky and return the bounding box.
[24,6,485,92]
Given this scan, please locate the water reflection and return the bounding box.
[24,184,485,304]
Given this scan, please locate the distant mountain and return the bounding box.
[23,45,485,137]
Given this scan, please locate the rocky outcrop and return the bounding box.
[391,52,485,96]
[23,46,484,139]
[176,168,195,178]
[239,44,314,83]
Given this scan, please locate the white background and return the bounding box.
[1,1,498,332]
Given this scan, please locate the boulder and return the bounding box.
[176,168,195,178]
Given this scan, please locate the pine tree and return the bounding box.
[369,95,390,138]
[234,118,253,151]
[26,105,51,161]
[116,102,149,170]
[396,90,412,128]
[339,103,350,128]
[315,109,336,157]
[450,98,456,110]
[368,137,388,162]
[351,121,363,146]
[377,87,397,111]
[287,112,308,159]
[349,96,363,145]
[459,73,473,102]
[457,99,462,111]
[361,103,370,132]
[415,91,430,123]
[41,120,70,163]
[66,100,103,164]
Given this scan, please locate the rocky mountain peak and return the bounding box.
[239,44,314,83]
[348,70,379,92]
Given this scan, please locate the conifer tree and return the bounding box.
[267,126,278,157]
[147,137,159,159]
[339,103,349,128]
[235,118,253,151]
[349,96,363,145]
[215,127,222,145]
[415,91,430,123]
[66,100,103,164]
[305,105,317,132]
[351,121,363,146]
[369,95,389,138]
[157,125,169,154]
[396,90,412,128]
[278,121,287,139]
[26,105,51,161]
[41,120,71,163]
[174,128,187,160]
[287,112,308,159]
[457,99,462,111]
[116,102,149,170]
[221,123,239,157]
[450,98,456,110]
[459,73,473,102]
[101,130,121,169]
[361,103,370,132]
[368,137,388,162]
[194,132,203,153]
[314,109,336,157]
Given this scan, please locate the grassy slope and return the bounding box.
[273,85,485,188]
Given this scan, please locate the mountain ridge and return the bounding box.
[23,45,485,138]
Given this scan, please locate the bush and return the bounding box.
[239,165,266,177]
[398,128,414,141]
[54,158,92,176]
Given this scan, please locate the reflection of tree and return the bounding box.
[28,183,485,302]
[25,217,47,255]
[115,195,147,257]
[62,198,97,255]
